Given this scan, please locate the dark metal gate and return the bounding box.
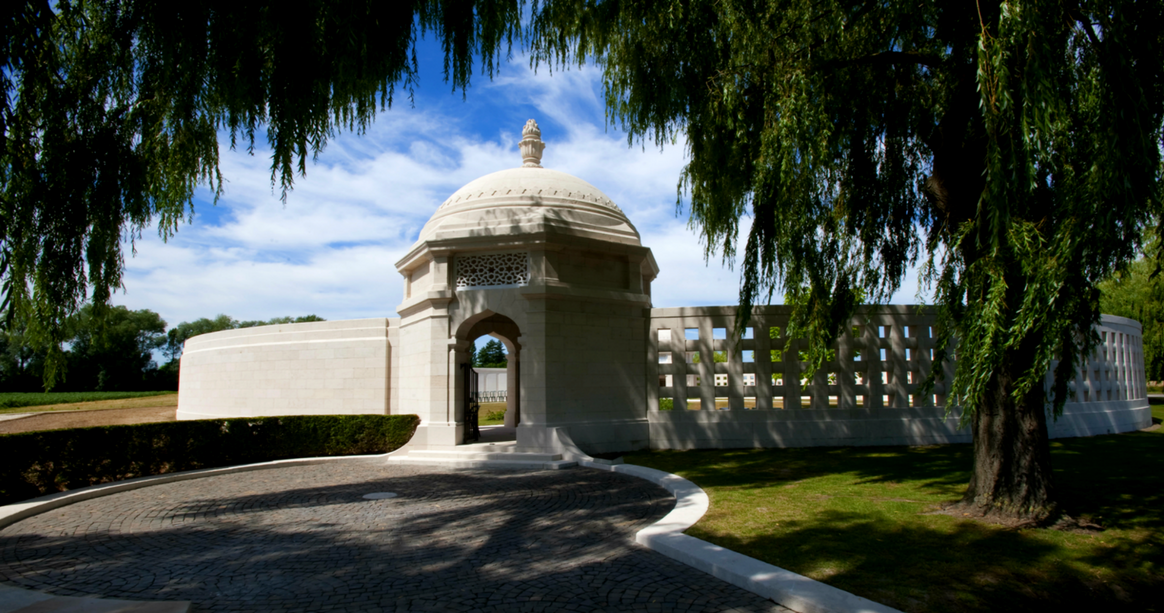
[461,363,481,443]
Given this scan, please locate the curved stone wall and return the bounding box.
[177,318,399,420]
[647,306,1151,449]
[175,306,1149,450]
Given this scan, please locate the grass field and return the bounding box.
[478,401,507,425]
[624,401,1164,613]
[0,391,176,413]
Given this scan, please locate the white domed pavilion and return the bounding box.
[393,119,658,454]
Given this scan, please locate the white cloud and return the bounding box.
[117,55,928,329]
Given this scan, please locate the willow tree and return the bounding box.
[532,0,1164,522]
[1,0,520,387]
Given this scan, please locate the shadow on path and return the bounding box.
[0,464,791,613]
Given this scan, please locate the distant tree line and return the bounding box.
[1099,244,1164,382]
[162,314,326,363]
[0,308,324,393]
[473,340,508,368]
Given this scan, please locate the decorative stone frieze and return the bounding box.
[436,185,623,212]
[455,253,531,288]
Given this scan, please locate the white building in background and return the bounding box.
[176,120,1152,459]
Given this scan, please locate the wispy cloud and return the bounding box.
[117,53,925,329]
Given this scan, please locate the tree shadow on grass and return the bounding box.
[1050,430,1164,529]
[626,424,1164,613]
[629,424,1164,529]
[628,444,974,496]
[706,507,1161,613]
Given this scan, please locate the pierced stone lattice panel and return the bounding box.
[647,306,1147,414]
[456,253,530,288]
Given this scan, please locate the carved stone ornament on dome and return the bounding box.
[519,119,546,167]
[432,119,625,213]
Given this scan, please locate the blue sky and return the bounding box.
[115,39,926,330]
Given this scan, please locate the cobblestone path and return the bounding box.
[0,464,793,612]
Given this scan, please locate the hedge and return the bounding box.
[0,414,419,506]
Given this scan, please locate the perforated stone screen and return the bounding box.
[456,253,530,288]
[648,305,1147,413]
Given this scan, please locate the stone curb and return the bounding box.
[0,414,34,423]
[387,457,578,470]
[593,462,904,613]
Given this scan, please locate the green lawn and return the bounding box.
[0,391,175,412]
[624,401,1164,613]
[478,401,507,425]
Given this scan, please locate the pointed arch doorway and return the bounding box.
[455,311,521,445]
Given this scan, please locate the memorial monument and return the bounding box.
[177,121,1152,462]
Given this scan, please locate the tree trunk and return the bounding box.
[923,9,1059,523]
[958,332,1058,523]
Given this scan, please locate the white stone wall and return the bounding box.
[388,318,401,415]
[530,298,650,453]
[647,306,1151,449]
[177,318,393,420]
[174,304,1148,451]
[395,301,455,447]
[474,367,507,395]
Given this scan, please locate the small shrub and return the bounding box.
[0,414,419,505]
[659,398,674,410]
[483,410,506,422]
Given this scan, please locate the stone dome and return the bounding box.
[415,120,642,246]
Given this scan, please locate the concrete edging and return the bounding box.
[602,463,903,613]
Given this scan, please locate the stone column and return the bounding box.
[451,341,474,423]
[504,351,520,427]
[448,340,475,444]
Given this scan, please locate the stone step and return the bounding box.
[404,449,564,462]
[454,443,521,453]
[387,456,577,470]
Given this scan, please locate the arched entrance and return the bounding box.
[454,311,521,444]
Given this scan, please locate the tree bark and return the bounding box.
[922,28,1059,522]
[959,334,1058,523]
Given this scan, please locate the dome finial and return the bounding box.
[519,119,545,168]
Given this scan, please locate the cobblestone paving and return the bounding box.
[0,464,793,612]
